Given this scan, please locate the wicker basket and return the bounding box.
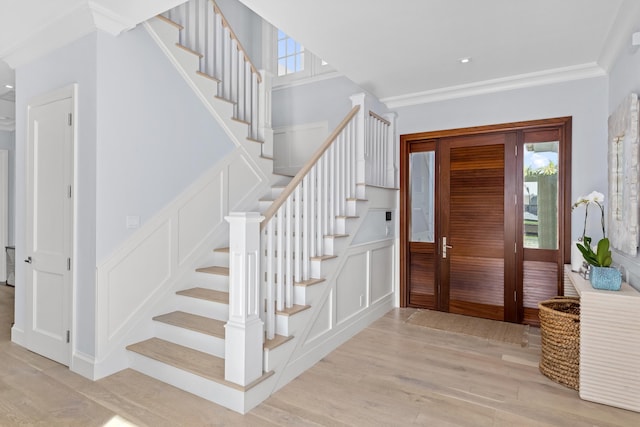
[538,297,580,390]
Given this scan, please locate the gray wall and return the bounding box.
[14,25,236,357]
[95,27,233,261]
[607,22,640,288]
[0,130,14,245]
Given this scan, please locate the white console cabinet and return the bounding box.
[564,265,640,412]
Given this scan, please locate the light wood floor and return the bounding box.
[0,285,638,426]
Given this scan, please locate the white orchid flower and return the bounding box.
[586,191,604,204]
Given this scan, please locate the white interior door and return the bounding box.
[25,89,74,366]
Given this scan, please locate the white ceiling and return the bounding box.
[239,0,640,106]
[1,0,639,123]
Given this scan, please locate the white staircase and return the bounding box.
[121,0,397,414]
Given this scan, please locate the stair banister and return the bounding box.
[260,105,361,225]
[260,105,361,340]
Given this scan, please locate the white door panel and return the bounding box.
[26,92,74,366]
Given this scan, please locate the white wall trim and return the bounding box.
[382,63,606,108]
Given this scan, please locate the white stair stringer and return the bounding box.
[144,16,274,181]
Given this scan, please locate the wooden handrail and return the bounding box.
[369,110,391,126]
[210,0,262,83]
[261,105,361,228]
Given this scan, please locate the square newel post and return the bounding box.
[224,212,264,386]
[384,112,398,188]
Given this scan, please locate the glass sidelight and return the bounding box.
[410,151,435,243]
[523,141,559,250]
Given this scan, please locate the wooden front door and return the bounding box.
[439,133,517,321]
[400,118,571,325]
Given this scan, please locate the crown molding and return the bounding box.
[382,63,606,109]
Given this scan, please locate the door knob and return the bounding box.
[442,237,453,259]
[24,256,32,264]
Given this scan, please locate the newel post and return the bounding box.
[384,112,398,188]
[350,92,367,198]
[224,212,264,386]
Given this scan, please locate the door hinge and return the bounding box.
[67,185,72,199]
[66,330,70,343]
[515,145,518,156]
[514,290,517,302]
[68,113,72,126]
[67,258,71,271]
[514,242,517,253]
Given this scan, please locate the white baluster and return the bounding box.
[294,187,301,283]
[276,209,284,312]
[285,197,293,307]
[265,220,275,339]
[309,167,316,258]
[302,175,310,281]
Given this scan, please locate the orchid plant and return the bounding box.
[572,191,611,267]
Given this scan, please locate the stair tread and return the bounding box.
[176,287,229,304]
[295,278,325,287]
[196,266,229,276]
[128,338,224,382]
[309,255,337,261]
[248,136,265,144]
[336,215,359,219]
[175,43,203,58]
[195,70,220,82]
[127,338,274,391]
[156,15,184,30]
[153,311,225,338]
[213,247,229,253]
[277,304,310,316]
[264,334,293,351]
[325,234,349,239]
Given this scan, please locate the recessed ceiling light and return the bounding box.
[4,84,13,89]
[459,57,472,64]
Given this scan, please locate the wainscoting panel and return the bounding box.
[107,222,173,339]
[177,172,225,266]
[336,252,368,324]
[306,289,333,344]
[371,245,394,303]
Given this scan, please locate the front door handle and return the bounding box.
[442,237,453,259]
[24,256,32,264]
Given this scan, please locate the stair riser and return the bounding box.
[294,283,325,306]
[276,309,312,337]
[311,257,337,278]
[174,295,229,320]
[263,340,295,373]
[154,323,225,358]
[127,352,247,413]
[192,273,229,291]
[336,217,359,235]
[324,237,349,256]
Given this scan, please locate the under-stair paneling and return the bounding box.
[178,172,225,265]
[227,154,262,210]
[371,245,394,303]
[336,252,368,324]
[273,122,328,176]
[306,289,333,343]
[107,222,173,340]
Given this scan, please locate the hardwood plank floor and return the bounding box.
[0,285,638,426]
